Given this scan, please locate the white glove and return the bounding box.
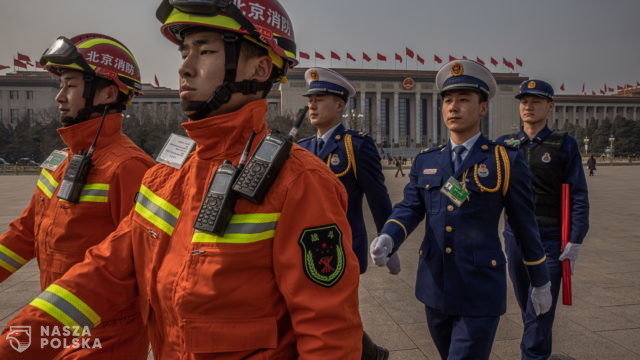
[531,281,552,316]
[386,252,401,275]
[559,242,581,274]
[370,234,394,266]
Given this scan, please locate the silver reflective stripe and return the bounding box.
[0,252,22,271]
[80,189,108,197]
[38,173,57,194]
[38,291,94,328]
[135,192,178,228]
[225,221,278,235]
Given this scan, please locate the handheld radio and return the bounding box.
[57,106,109,203]
[233,106,308,204]
[194,131,256,235]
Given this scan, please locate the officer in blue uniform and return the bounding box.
[497,80,589,360]
[298,67,394,274]
[369,60,552,360]
[298,67,393,360]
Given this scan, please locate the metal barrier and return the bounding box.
[0,165,41,175]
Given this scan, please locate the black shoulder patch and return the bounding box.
[298,224,346,287]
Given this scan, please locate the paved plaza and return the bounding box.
[1,165,639,359]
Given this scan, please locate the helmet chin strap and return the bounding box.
[186,32,273,121]
[61,74,126,127]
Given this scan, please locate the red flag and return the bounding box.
[600,89,605,95]
[362,52,371,62]
[13,58,27,69]
[591,91,596,95]
[299,51,310,60]
[377,53,387,61]
[490,57,498,66]
[560,83,565,91]
[330,51,341,60]
[448,55,456,62]
[416,54,425,64]
[315,51,325,60]
[476,57,485,65]
[462,55,468,60]
[0,65,10,70]
[25,61,33,67]
[516,58,523,67]
[395,53,403,63]
[434,54,442,64]
[405,47,414,59]
[503,58,514,70]
[154,74,160,87]
[617,85,623,90]
[17,53,31,62]
[346,52,356,62]
[608,87,614,92]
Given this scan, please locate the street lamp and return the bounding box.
[583,136,590,155]
[608,134,616,158]
[342,109,364,130]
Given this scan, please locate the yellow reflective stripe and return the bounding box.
[193,230,276,244]
[37,180,54,198]
[41,169,59,188]
[228,213,280,224]
[166,10,241,31]
[83,183,109,190]
[139,185,180,218]
[523,255,547,266]
[78,195,108,203]
[0,260,17,273]
[47,284,101,327]
[385,219,408,239]
[135,203,175,236]
[30,298,80,329]
[0,244,28,265]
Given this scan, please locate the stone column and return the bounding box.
[393,91,399,145]
[376,91,382,144]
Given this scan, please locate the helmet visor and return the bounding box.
[40,36,94,74]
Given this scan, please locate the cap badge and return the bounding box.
[478,164,490,178]
[450,62,464,77]
[310,69,320,82]
[528,81,536,89]
[330,154,340,166]
[542,152,551,163]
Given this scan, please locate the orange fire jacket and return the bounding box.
[0,113,154,358]
[0,100,363,359]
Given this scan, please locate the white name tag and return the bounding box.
[156,133,195,169]
[40,150,68,171]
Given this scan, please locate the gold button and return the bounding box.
[481,145,489,150]
[445,226,453,232]
[447,205,454,211]
[419,250,423,256]
[425,184,430,189]
[491,260,497,267]
[445,247,453,254]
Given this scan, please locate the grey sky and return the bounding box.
[1,0,638,94]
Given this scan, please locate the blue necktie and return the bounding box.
[316,138,325,156]
[453,145,466,173]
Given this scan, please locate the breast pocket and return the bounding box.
[417,175,443,215]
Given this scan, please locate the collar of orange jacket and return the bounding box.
[57,113,124,154]
[182,99,269,161]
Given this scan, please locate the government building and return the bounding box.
[2,69,639,150]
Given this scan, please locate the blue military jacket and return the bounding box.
[381,134,549,317]
[497,126,589,244]
[298,124,392,273]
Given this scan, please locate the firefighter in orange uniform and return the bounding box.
[0,1,362,359]
[0,33,152,359]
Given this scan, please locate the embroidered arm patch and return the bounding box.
[298,224,346,287]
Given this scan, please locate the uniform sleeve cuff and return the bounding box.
[381,219,407,251]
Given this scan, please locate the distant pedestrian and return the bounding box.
[395,157,405,177]
[587,155,596,176]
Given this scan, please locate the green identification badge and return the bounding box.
[298,224,345,287]
[440,176,469,207]
[40,150,68,171]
